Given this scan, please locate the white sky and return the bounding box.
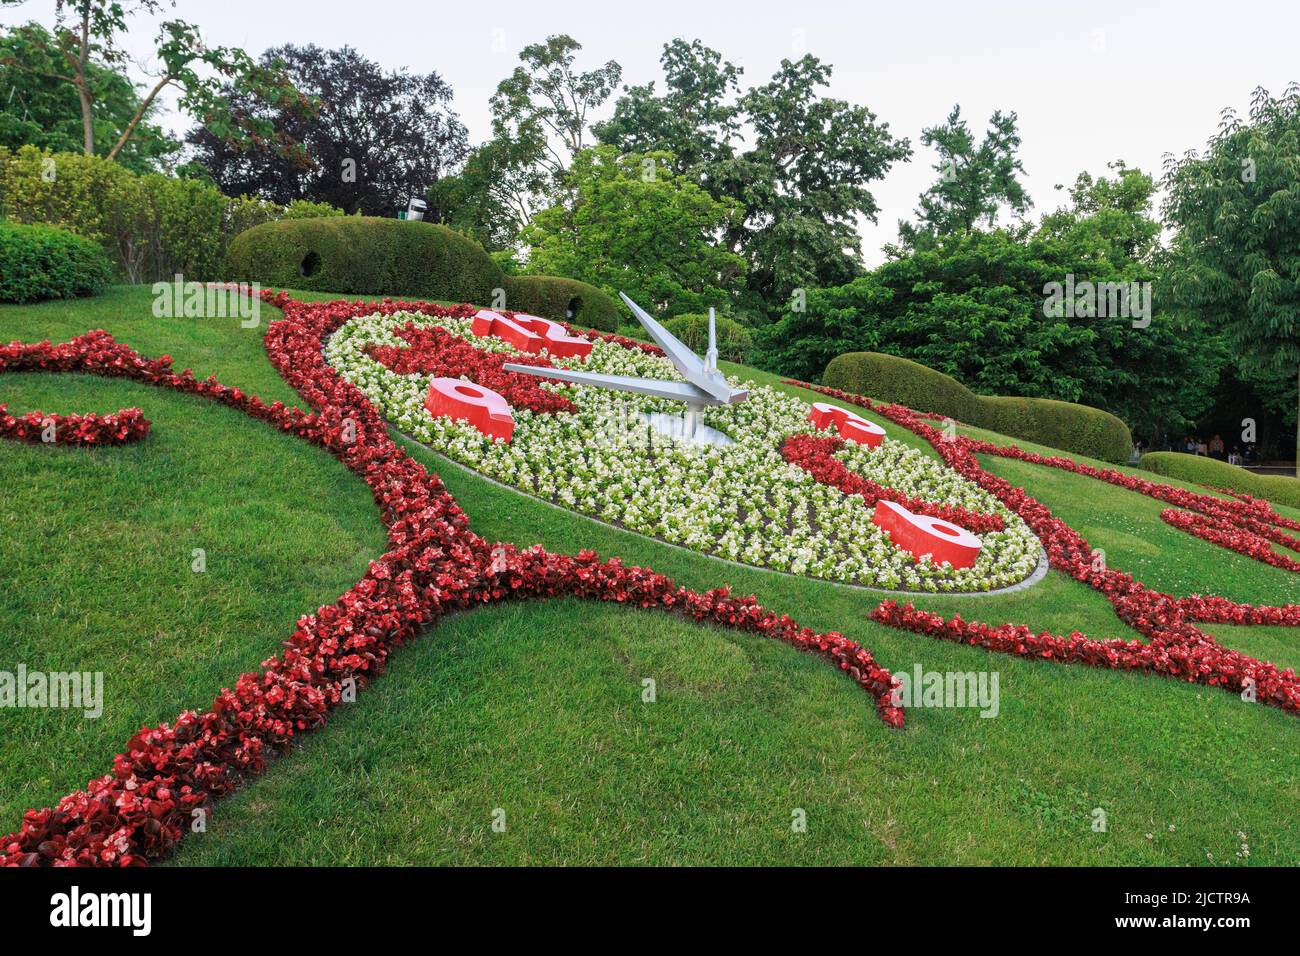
[5,0,1296,264]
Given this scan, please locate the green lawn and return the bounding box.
[2,285,1297,866]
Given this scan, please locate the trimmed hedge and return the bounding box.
[225,217,503,305]
[662,313,754,363]
[505,274,622,332]
[0,221,112,303]
[1139,452,1300,510]
[824,351,1133,463]
[978,395,1132,465]
[824,351,983,424]
[224,216,624,330]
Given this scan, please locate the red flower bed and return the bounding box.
[557,322,664,357]
[781,432,1005,533]
[785,378,1300,709]
[870,601,1300,709]
[3,304,1293,868]
[1161,508,1300,573]
[366,321,577,416]
[0,298,896,868]
[0,403,149,446]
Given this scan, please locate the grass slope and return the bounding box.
[1,285,1297,866]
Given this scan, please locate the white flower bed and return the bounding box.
[326,311,1041,592]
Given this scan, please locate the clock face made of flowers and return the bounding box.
[327,300,1042,594]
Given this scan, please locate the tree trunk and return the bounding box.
[77,10,94,154]
[77,81,94,154]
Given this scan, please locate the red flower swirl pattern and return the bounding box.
[0,298,896,868]
[786,379,1300,712]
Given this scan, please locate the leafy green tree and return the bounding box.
[0,23,178,172]
[599,43,909,311]
[1163,85,1300,469]
[0,0,305,164]
[593,38,742,175]
[760,230,1094,393]
[427,135,548,251]
[519,146,744,316]
[489,35,620,195]
[1036,163,1221,441]
[758,166,1220,444]
[895,104,1030,251]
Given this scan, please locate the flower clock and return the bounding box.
[325,306,1041,593]
[1,293,1297,867]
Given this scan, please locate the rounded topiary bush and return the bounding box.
[505,275,623,332]
[1140,451,1300,510]
[823,350,1133,463]
[0,222,112,303]
[824,352,984,424]
[662,313,754,363]
[979,395,1132,465]
[224,216,505,305]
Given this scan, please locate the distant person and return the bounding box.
[1209,434,1225,458]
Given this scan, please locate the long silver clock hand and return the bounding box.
[501,364,726,405]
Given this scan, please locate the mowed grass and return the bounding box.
[1,285,1297,866]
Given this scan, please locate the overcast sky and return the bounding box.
[5,0,1296,264]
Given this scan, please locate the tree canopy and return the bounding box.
[598,41,910,310]
[187,44,467,215]
[894,104,1030,251]
[759,163,1219,442]
[520,146,745,316]
[1163,84,1300,464]
[0,22,178,172]
[0,0,304,163]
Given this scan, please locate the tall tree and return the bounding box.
[895,104,1030,251]
[519,146,745,317]
[728,55,910,305]
[426,137,546,252]
[599,44,909,311]
[0,22,178,172]
[187,44,468,215]
[0,0,304,163]
[1163,85,1300,471]
[1036,163,1221,442]
[593,38,742,175]
[489,35,621,190]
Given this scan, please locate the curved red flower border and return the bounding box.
[1,301,1294,868]
[1161,508,1300,573]
[0,297,897,868]
[780,432,1005,533]
[786,379,1300,709]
